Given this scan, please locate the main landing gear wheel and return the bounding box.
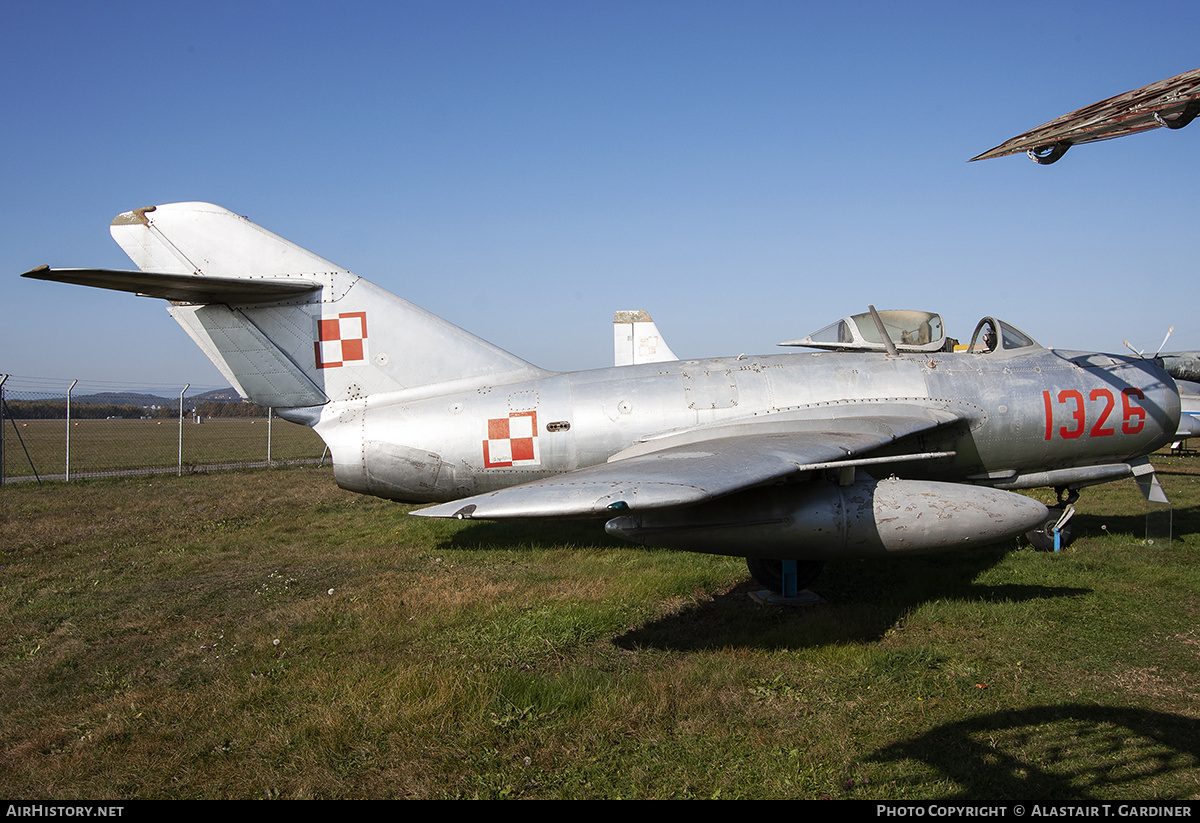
[1027,141,1070,164]
[746,558,825,593]
[1026,506,1074,552]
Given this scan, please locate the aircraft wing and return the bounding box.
[971,66,1200,163]
[413,407,961,519]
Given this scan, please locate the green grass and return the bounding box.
[2,461,1200,798]
[2,417,325,479]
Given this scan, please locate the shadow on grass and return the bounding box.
[613,545,1091,651]
[864,704,1200,799]
[428,502,1200,653]
[438,518,622,551]
[435,521,1096,650]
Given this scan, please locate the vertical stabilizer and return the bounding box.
[106,203,546,409]
[613,310,678,367]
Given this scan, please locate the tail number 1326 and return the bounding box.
[1043,388,1145,441]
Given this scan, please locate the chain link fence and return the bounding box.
[1,375,327,484]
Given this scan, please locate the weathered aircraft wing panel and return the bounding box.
[413,410,961,519]
[971,66,1200,163]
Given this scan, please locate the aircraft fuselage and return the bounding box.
[323,345,1178,504]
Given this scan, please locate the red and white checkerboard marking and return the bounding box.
[483,411,540,468]
[314,312,368,369]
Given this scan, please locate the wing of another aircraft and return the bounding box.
[971,66,1200,164]
[414,406,961,519]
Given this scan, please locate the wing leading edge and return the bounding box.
[413,408,962,519]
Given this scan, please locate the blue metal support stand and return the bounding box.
[781,559,798,598]
[748,558,820,606]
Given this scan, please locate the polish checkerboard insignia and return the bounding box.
[315,312,368,369]
[483,411,540,468]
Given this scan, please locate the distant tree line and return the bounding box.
[4,399,269,420]
[192,400,270,419]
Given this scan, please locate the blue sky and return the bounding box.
[4,1,1200,395]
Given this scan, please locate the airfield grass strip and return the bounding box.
[2,463,1199,798]
[2,417,325,480]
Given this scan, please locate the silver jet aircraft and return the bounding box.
[22,203,1195,595]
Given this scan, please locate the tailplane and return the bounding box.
[24,203,545,411]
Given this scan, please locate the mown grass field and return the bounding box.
[2,459,1199,799]
[2,417,326,480]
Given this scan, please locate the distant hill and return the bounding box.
[194,388,243,402]
[74,392,179,408]
[5,387,265,420]
[37,387,245,408]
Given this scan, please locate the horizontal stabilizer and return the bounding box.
[21,266,321,304]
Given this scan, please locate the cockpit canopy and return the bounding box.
[964,317,1040,353]
[781,309,1041,355]
[780,309,948,353]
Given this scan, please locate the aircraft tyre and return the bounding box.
[746,558,825,593]
[1026,507,1073,552]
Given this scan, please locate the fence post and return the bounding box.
[0,374,6,485]
[178,383,189,476]
[66,379,78,481]
[267,406,273,465]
